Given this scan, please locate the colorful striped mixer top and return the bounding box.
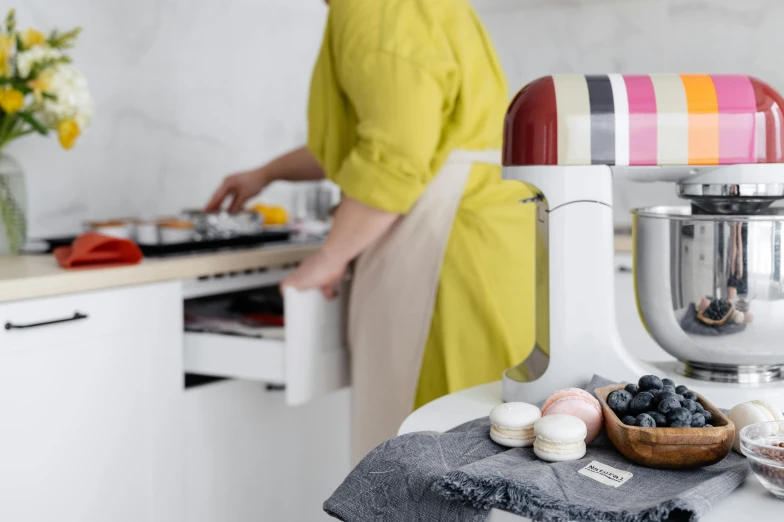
[502,74,784,167]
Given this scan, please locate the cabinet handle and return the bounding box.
[4,312,88,331]
[617,265,632,273]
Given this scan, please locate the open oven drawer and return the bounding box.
[183,284,350,406]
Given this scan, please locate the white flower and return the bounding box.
[38,64,95,129]
[16,45,64,79]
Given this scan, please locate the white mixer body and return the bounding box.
[501,165,655,405]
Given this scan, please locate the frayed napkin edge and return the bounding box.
[434,470,703,522]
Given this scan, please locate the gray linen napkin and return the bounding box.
[324,375,750,522]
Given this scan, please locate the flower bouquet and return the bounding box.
[0,8,94,253]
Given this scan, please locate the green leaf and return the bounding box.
[18,112,48,136]
[15,32,23,52]
[4,9,16,34]
[41,92,57,101]
[47,27,81,49]
[26,55,71,79]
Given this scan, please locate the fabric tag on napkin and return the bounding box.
[578,460,633,488]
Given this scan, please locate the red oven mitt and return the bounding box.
[54,232,143,268]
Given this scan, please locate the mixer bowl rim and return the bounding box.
[632,205,784,221]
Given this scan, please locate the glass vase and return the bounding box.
[0,153,28,255]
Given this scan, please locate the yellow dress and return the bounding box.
[307,0,536,409]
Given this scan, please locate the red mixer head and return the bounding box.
[503,74,784,168]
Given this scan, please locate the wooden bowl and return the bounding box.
[595,384,735,469]
[697,300,734,326]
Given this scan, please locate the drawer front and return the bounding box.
[183,333,285,383]
[182,284,350,406]
[0,282,181,352]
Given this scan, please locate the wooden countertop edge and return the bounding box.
[0,234,632,303]
[0,242,321,303]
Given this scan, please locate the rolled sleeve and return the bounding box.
[331,52,446,214]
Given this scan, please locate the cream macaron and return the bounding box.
[489,402,542,448]
[728,400,784,453]
[533,414,588,462]
[541,388,603,444]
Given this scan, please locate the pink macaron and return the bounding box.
[541,388,603,443]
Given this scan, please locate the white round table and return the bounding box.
[399,381,780,522]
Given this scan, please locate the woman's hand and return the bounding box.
[205,168,269,213]
[281,249,348,299]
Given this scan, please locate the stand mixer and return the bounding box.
[502,74,784,410]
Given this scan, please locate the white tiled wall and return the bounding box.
[10,0,784,236]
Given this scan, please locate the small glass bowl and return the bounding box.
[740,421,784,499]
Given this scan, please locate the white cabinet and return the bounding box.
[0,282,183,522]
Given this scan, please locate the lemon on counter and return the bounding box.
[252,204,288,226]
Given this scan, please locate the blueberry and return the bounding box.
[682,399,699,414]
[639,375,664,392]
[662,378,675,387]
[670,420,691,428]
[667,407,693,426]
[683,391,698,401]
[623,416,636,426]
[608,390,634,416]
[630,391,655,415]
[691,413,706,428]
[661,385,676,395]
[653,390,676,407]
[702,410,712,423]
[647,411,668,427]
[675,385,689,395]
[635,413,656,428]
[658,396,682,414]
[624,383,640,396]
[704,424,713,428]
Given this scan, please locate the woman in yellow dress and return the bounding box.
[207,0,535,462]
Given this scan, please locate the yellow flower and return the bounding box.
[0,34,13,77]
[58,119,80,149]
[27,74,50,103]
[21,28,46,48]
[0,88,24,113]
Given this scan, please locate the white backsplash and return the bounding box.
[9,0,784,236]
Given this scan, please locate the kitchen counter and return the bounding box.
[0,241,320,303]
[0,233,631,304]
[399,381,780,522]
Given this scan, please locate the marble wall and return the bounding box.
[10,0,784,236]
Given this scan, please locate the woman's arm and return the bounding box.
[206,145,324,212]
[262,145,325,183]
[281,196,399,298]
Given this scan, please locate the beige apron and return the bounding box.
[348,149,501,463]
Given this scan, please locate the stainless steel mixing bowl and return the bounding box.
[633,206,784,383]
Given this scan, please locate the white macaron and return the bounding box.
[533,414,588,462]
[728,400,784,453]
[489,402,541,448]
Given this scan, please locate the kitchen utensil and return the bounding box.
[740,420,784,499]
[159,220,195,244]
[500,74,784,411]
[84,220,131,239]
[183,210,263,238]
[135,221,159,245]
[596,384,735,469]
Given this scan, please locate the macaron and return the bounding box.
[541,388,603,443]
[488,402,541,448]
[728,400,784,453]
[533,414,588,462]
